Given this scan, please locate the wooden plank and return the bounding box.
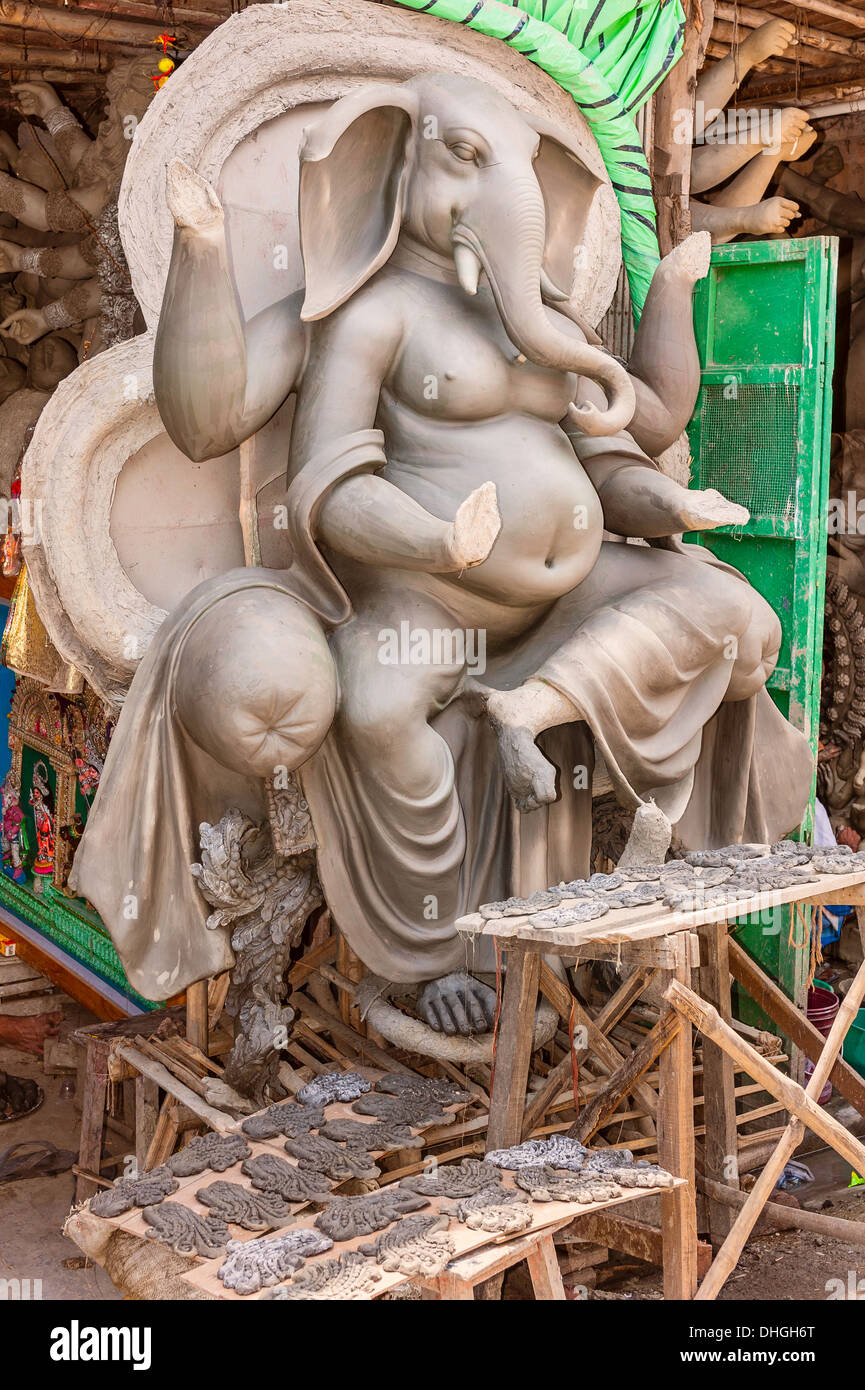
[75,1038,109,1203]
[728,936,865,1118]
[135,1075,160,1174]
[185,980,208,1054]
[568,1210,662,1265]
[114,1041,237,1135]
[698,921,738,1245]
[569,1008,681,1143]
[569,994,660,1122]
[486,947,542,1151]
[700,1175,865,1245]
[666,979,865,1175]
[289,990,416,1075]
[657,937,698,1300]
[526,1232,567,1300]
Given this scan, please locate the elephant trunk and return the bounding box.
[454,176,635,437]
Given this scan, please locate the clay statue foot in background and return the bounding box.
[416,971,497,1035]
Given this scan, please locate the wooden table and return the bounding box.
[456,866,865,1300]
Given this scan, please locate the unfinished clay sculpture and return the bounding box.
[89,1166,178,1217]
[447,1195,533,1236]
[359,1213,455,1277]
[314,1189,430,1242]
[297,1072,371,1107]
[400,1158,501,1199]
[195,1180,295,1231]
[266,1251,382,1300]
[218,1228,334,1295]
[241,1154,333,1203]
[166,1131,251,1177]
[142,1201,229,1259]
[66,42,814,1050]
[283,1134,381,1181]
[605,1164,675,1189]
[241,1102,326,1141]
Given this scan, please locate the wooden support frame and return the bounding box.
[665,956,865,1300]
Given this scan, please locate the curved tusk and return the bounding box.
[454,242,482,296]
[540,268,568,302]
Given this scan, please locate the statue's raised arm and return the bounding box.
[153,159,307,462]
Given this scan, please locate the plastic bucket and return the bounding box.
[843,1009,865,1080]
[805,982,839,1105]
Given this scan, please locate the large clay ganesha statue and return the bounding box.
[21,3,811,1045]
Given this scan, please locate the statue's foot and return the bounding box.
[486,691,558,813]
[416,971,497,1035]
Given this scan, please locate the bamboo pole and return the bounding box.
[113,1041,238,1135]
[0,1,209,45]
[688,956,865,1301]
[699,1175,865,1246]
[713,2,865,60]
[665,979,865,1174]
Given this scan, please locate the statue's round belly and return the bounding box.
[385,418,604,605]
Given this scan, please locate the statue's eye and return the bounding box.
[448,142,477,164]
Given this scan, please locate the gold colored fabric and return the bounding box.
[2,563,83,694]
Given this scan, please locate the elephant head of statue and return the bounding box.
[297,73,635,437]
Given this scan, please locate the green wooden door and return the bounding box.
[686,236,838,1019]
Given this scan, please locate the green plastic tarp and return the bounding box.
[394,0,686,318]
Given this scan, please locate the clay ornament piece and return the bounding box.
[314,1188,430,1241]
[584,1148,634,1172]
[218,1228,334,1295]
[166,1131,251,1177]
[297,1071,371,1107]
[142,1201,229,1258]
[373,1073,473,1106]
[485,1136,588,1171]
[90,1165,178,1217]
[352,1091,452,1126]
[603,884,666,910]
[443,1184,533,1235]
[241,1153,333,1202]
[531,900,610,928]
[195,1180,295,1231]
[606,1164,675,1189]
[400,1157,502,1199]
[812,851,865,875]
[480,890,565,919]
[241,1102,325,1141]
[266,1251,382,1300]
[283,1134,380,1181]
[359,1213,455,1277]
[319,1117,424,1150]
[514,1165,622,1204]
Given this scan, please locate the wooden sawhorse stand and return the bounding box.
[458,867,865,1301]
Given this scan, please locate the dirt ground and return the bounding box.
[0,1017,123,1301]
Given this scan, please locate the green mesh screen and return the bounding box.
[698,383,800,525]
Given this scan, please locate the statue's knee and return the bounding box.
[726,600,782,700]
[174,589,337,777]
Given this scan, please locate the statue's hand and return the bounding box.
[680,487,749,532]
[11,82,61,120]
[165,158,223,233]
[0,308,46,346]
[740,17,796,66]
[416,971,497,1035]
[445,481,501,569]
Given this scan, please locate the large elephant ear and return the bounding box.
[527,115,604,301]
[299,84,418,320]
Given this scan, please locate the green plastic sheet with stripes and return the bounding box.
[394,0,685,316]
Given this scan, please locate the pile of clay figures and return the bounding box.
[86,1069,674,1298]
[479,840,865,929]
